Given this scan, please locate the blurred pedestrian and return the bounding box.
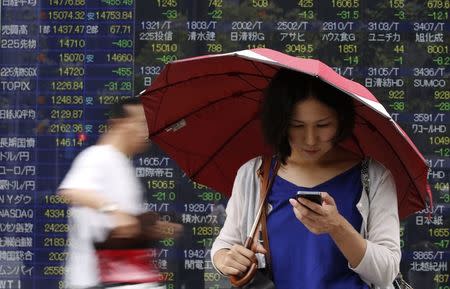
[58,97,181,289]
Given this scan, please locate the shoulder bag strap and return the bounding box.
[259,155,280,275]
[361,158,370,200]
[229,155,278,287]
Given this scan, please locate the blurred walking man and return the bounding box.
[58,97,180,289]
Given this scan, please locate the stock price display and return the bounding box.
[1,0,448,289]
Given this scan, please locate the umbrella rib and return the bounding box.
[155,136,233,192]
[149,88,262,138]
[237,75,261,91]
[191,113,258,180]
[147,71,272,94]
[235,58,279,90]
[350,133,365,157]
[353,111,427,208]
[247,59,278,82]
[156,137,207,159]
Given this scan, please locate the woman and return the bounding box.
[211,69,400,289]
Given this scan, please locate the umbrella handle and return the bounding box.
[229,237,258,287]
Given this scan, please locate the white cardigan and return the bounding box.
[211,156,401,289]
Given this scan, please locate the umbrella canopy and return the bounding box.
[140,48,431,220]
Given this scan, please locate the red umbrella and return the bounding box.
[140,48,431,220]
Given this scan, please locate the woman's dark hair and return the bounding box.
[109,96,142,119]
[261,69,355,164]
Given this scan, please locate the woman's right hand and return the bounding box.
[214,243,267,276]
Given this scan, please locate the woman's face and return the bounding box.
[287,97,339,162]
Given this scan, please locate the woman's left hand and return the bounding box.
[289,192,343,235]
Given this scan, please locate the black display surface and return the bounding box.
[1,1,448,288]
